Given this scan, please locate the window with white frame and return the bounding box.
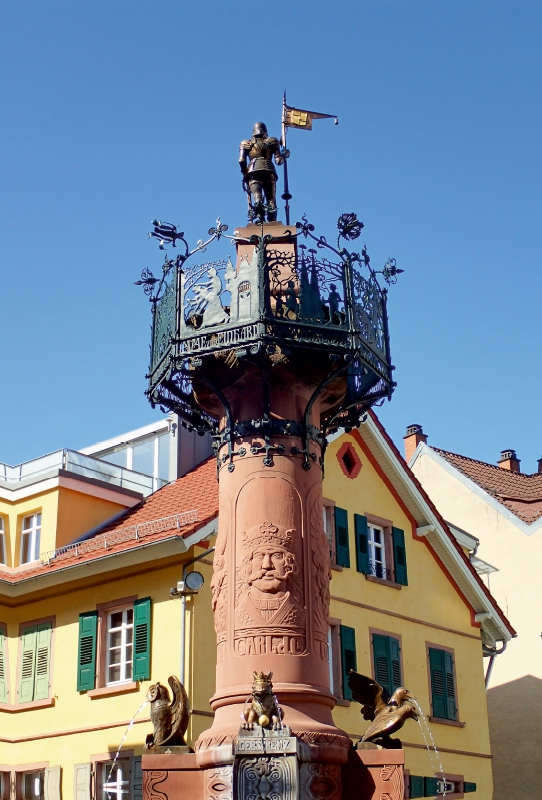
[367,524,386,579]
[101,759,131,799]
[106,608,133,684]
[20,514,41,564]
[0,517,5,565]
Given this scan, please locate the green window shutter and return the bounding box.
[334,508,350,568]
[34,621,52,700]
[373,635,401,695]
[424,776,438,796]
[372,634,391,695]
[463,782,477,793]
[133,597,151,681]
[410,775,424,798]
[354,514,369,574]
[392,527,408,585]
[429,648,447,719]
[19,625,37,703]
[0,630,8,703]
[77,612,98,692]
[444,650,457,720]
[339,625,356,700]
[429,647,457,721]
[389,636,402,693]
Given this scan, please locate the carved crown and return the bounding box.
[243,522,293,550]
[253,670,273,683]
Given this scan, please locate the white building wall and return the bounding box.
[411,450,541,687]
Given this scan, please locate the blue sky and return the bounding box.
[1,1,541,471]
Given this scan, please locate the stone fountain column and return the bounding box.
[196,439,350,758]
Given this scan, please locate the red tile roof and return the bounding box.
[99,457,218,533]
[433,448,542,524]
[0,458,218,583]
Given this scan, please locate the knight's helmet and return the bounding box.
[252,121,268,138]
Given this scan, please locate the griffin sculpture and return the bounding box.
[242,671,284,731]
[146,675,190,748]
[348,670,419,748]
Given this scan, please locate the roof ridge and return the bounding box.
[431,447,542,524]
[433,446,542,480]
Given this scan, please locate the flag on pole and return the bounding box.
[283,105,338,131]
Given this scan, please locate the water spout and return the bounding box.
[105,699,149,792]
[412,698,447,798]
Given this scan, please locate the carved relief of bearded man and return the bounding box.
[236,523,304,629]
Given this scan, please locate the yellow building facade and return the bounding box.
[0,417,513,799]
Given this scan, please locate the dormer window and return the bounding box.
[21,513,41,564]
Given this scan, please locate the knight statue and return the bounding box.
[239,122,284,222]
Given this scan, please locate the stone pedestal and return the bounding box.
[141,746,405,799]
[233,728,298,800]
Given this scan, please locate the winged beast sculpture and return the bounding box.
[242,671,284,731]
[348,671,419,748]
[146,675,190,748]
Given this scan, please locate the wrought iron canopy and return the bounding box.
[138,213,398,466]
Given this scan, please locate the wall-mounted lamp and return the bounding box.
[170,570,204,597]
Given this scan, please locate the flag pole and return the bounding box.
[281,91,292,226]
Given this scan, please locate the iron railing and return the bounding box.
[366,561,393,581]
[28,510,199,569]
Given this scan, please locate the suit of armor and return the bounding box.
[240,122,283,221]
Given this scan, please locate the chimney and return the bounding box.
[537,457,542,474]
[404,424,427,462]
[498,449,521,473]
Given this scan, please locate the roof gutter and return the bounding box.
[484,641,507,688]
[0,517,218,597]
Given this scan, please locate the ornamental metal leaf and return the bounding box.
[337,212,364,242]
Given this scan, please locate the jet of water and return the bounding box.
[412,698,447,798]
[105,699,149,790]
